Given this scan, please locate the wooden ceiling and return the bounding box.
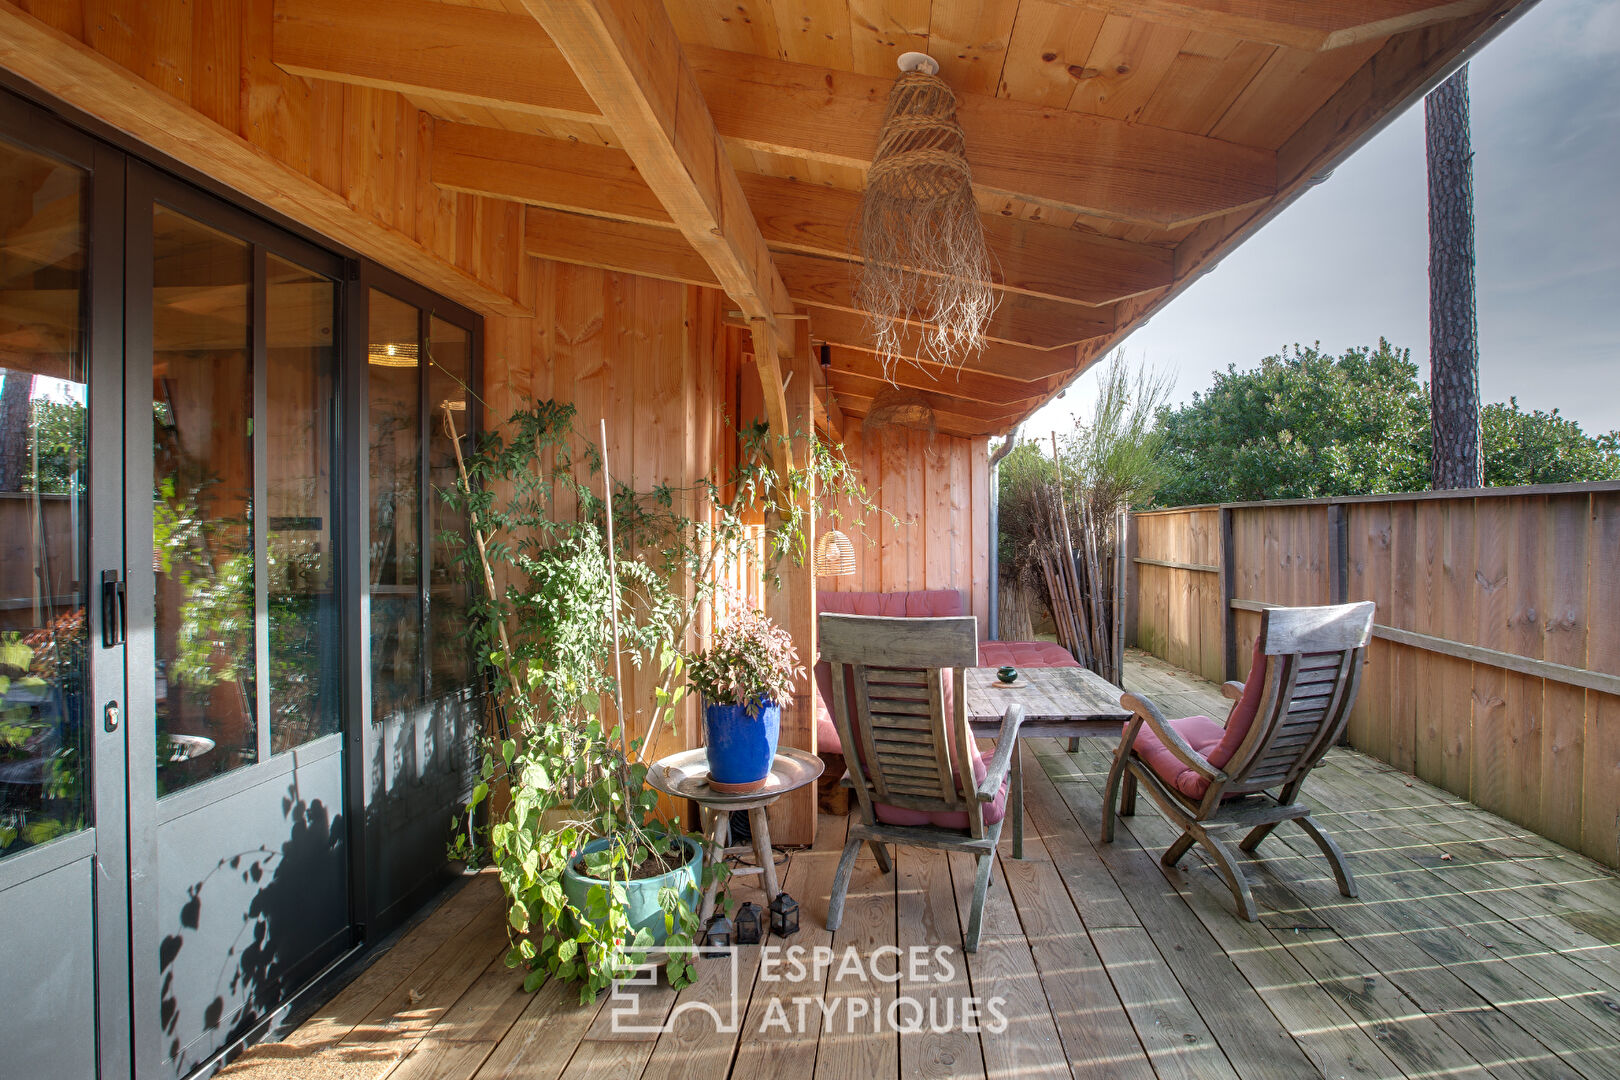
[271,0,1531,439]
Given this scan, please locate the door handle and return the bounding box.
[104,701,120,733]
[100,569,126,647]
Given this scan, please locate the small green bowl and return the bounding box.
[996,666,1018,684]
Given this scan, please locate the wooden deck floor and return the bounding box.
[222,652,1620,1080]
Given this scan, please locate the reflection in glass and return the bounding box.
[267,257,338,752]
[152,208,256,794]
[428,317,472,693]
[0,138,89,857]
[368,290,421,720]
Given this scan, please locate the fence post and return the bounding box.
[1328,503,1349,604]
[1219,505,1236,682]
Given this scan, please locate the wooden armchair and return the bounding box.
[819,613,1024,952]
[1102,602,1375,921]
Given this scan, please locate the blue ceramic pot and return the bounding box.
[561,834,701,945]
[703,700,780,792]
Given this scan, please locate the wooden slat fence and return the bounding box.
[1126,483,1620,868]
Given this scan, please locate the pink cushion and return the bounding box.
[977,641,1079,669]
[1129,639,1268,799]
[1132,716,1228,799]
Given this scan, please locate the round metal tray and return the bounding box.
[646,746,824,807]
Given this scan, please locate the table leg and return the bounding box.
[1011,745,1024,860]
[700,808,730,922]
[748,807,779,901]
[1066,737,1081,753]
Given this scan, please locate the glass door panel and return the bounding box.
[266,256,338,752]
[0,137,89,856]
[367,290,421,719]
[150,208,256,794]
[427,316,472,694]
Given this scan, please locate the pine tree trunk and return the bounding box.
[1425,66,1482,490]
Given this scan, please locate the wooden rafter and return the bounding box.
[0,1,527,318]
[805,308,1081,385]
[1063,0,1493,52]
[521,207,1115,350]
[431,120,1173,309]
[272,0,1277,227]
[516,0,795,471]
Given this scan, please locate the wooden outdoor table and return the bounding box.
[965,665,1131,858]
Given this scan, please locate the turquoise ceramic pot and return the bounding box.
[561,834,702,945]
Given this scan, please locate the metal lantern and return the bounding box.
[768,891,800,937]
[735,901,763,945]
[813,528,857,578]
[702,912,733,957]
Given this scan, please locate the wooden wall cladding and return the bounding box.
[818,426,992,642]
[1129,488,1620,869]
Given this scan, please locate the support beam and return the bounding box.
[0,1,527,317]
[807,308,1081,385]
[521,207,1114,350]
[1060,0,1492,53]
[517,0,795,471]
[273,0,1277,227]
[431,120,1173,308]
[823,345,1063,408]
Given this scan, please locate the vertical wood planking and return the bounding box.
[1132,489,1620,868]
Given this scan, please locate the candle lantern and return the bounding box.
[735,901,763,945]
[702,912,733,957]
[768,891,800,937]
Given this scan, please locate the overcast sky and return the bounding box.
[1026,0,1620,441]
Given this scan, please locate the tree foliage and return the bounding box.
[1152,341,1619,506]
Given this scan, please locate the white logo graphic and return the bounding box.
[609,946,742,1034]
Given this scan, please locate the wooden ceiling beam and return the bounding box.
[833,393,1012,440]
[515,0,795,471]
[822,346,1062,410]
[0,1,527,318]
[806,308,1081,385]
[431,120,1172,308]
[827,371,1030,424]
[522,207,1114,351]
[273,0,1276,227]
[1058,1,1492,53]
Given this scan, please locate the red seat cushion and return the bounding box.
[1131,715,1228,799]
[977,641,1079,669]
[1128,639,1267,799]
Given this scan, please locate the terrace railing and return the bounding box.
[1124,482,1620,869]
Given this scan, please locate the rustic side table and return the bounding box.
[646,747,823,920]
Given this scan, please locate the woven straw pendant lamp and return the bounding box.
[856,52,996,377]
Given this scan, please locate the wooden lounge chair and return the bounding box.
[819,613,1025,952]
[1102,601,1375,921]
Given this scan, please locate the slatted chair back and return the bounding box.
[1212,602,1374,808]
[817,613,986,838]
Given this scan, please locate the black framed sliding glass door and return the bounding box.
[0,95,130,1080]
[123,165,351,1080]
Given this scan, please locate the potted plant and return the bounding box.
[687,609,803,793]
[441,399,884,1002]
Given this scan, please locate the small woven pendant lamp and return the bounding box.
[813,528,857,578]
[857,52,996,377]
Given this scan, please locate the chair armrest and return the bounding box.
[976,704,1026,803]
[1119,692,1223,782]
[1221,680,1246,701]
